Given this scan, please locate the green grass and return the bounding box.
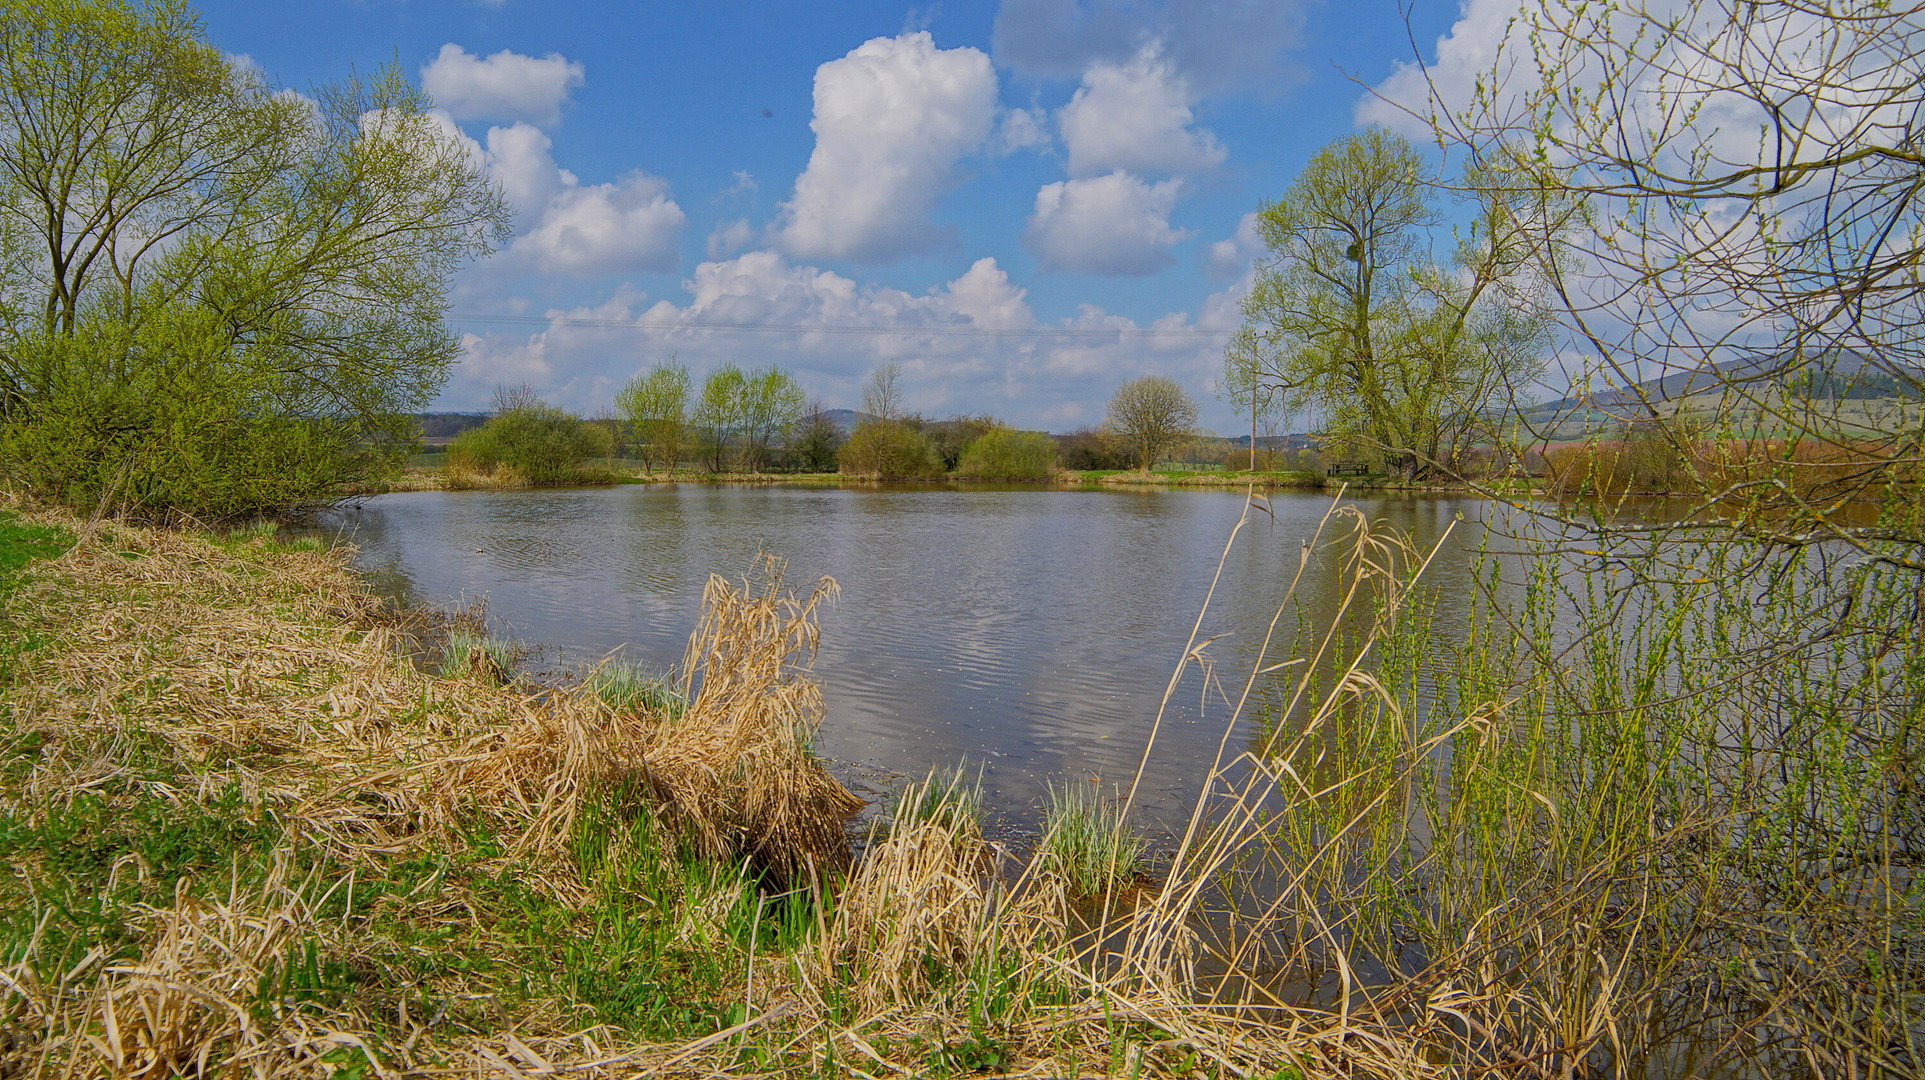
[0,511,72,597]
[583,659,686,715]
[1036,781,1146,898]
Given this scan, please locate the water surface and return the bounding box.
[323,484,1496,835]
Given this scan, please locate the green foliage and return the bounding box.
[922,414,998,471]
[583,660,685,716]
[615,362,690,475]
[1055,427,1131,470]
[1228,129,1556,480]
[1103,376,1197,470]
[737,365,805,472]
[692,364,747,472]
[0,0,508,519]
[788,407,843,472]
[837,419,942,479]
[448,390,613,485]
[956,427,1059,480]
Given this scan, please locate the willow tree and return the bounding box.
[615,361,690,475]
[0,0,507,518]
[1226,129,1554,479]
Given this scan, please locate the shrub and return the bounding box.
[955,427,1058,480]
[837,420,942,479]
[448,403,613,485]
[1055,427,1131,470]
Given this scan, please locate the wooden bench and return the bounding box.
[1327,461,1369,477]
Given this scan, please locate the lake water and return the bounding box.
[321,484,1502,838]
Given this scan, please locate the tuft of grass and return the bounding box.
[439,629,520,681]
[1036,781,1145,898]
[583,659,685,716]
[888,764,982,836]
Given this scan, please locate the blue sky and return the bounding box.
[198,0,1474,433]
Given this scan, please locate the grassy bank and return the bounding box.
[0,502,1402,1079]
[3,495,1913,1078]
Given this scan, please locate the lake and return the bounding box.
[321,483,1504,839]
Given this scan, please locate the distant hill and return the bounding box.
[417,412,490,441]
[1517,350,1922,438]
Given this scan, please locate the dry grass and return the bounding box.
[26,489,1882,1079]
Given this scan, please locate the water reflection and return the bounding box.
[320,485,1508,833]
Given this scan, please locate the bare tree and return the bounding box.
[861,362,907,423]
[1104,376,1197,471]
[1419,0,1925,567]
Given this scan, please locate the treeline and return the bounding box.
[437,363,1264,484]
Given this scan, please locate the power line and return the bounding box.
[450,312,1236,339]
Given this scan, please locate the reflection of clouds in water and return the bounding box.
[319,486,1503,835]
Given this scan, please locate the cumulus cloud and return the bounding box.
[1058,42,1224,178]
[483,122,571,214]
[446,252,1234,429]
[993,107,1052,156]
[992,0,1306,96]
[421,43,585,127]
[1356,0,1529,135]
[1205,211,1263,281]
[773,32,998,262]
[706,219,755,260]
[428,112,685,276]
[1026,172,1190,275]
[510,171,687,275]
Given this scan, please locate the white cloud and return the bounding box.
[993,107,1052,156]
[773,32,998,262]
[1025,172,1190,275]
[706,219,755,259]
[1356,0,1529,135]
[1058,43,1224,178]
[992,0,1307,96]
[483,122,572,215]
[421,43,585,127]
[446,252,1234,429]
[509,171,687,275]
[1205,211,1262,281]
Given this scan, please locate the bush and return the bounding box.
[448,403,613,485]
[1055,427,1131,471]
[837,421,942,479]
[956,428,1058,480]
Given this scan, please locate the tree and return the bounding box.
[1425,0,1925,565]
[1104,376,1197,471]
[1225,129,1554,479]
[788,400,843,473]
[861,362,907,423]
[0,0,507,518]
[737,365,805,472]
[615,361,690,476]
[692,364,746,472]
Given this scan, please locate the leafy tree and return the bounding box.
[614,361,690,476]
[1225,129,1554,480]
[1103,376,1197,471]
[692,364,747,473]
[956,427,1058,480]
[737,365,805,472]
[0,0,507,518]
